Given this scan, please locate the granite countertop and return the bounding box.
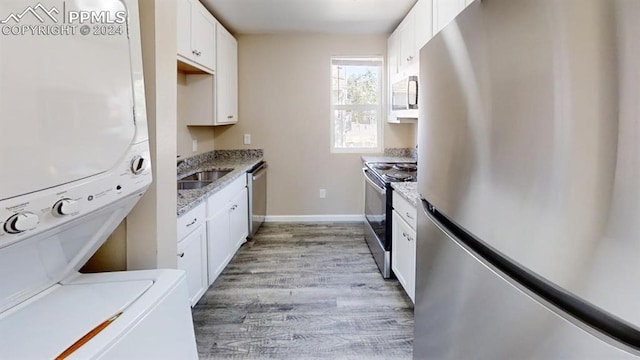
[391,182,419,208]
[361,155,416,163]
[361,147,417,164]
[177,150,263,216]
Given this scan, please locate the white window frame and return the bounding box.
[330,56,384,154]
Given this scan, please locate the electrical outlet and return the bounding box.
[319,189,326,199]
[243,134,251,145]
[192,139,198,152]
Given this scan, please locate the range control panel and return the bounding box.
[0,142,151,249]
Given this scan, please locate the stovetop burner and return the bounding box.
[372,163,393,170]
[383,172,416,182]
[366,161,418,183]
[393,163,417,172]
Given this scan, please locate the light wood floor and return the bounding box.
[192,223,414,359]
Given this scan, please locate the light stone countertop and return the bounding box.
[361,147,417,164]
[177,150,263,216]
[361,156,416,163]
[391,182,419,208]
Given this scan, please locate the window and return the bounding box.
[331,57,383,153]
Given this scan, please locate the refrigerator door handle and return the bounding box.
[420,198,640,353]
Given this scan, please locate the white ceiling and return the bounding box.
[200,0,418,35]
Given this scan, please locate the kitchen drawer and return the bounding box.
[206,175,246,217]
[177,202,206,240]
[393,191,417,230]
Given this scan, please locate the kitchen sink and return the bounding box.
[180,169,232,181]
[177,180,213,190]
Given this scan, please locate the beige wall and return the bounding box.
[214,34,415,216]
[82,0,178,271]
[82,222,127,272]
[125,0,178,270]
[177,72,215,158]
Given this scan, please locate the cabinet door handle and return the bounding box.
[227,115,234,119]
[402,232,414,242]
[192,49,197,55]
[186,218,197,227]
[178,252,185,258]
[406,212,414,220]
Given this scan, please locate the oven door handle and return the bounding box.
[362,167,386,195]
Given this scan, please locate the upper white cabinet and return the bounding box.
[414,0,434,51]
[388,0,432,82]
[182,21,239,126]
[433,0,474,35]
[177,0,216,73]
[387,0,472,122]
[387,31,400,79]
[215,24,239,125]
[398,12,416,70]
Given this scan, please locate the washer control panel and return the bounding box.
[52,199,80,217]
[0,142,151,248]
[3,212,39,234]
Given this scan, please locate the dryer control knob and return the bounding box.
[52,199,79,216]
[131,155,147,175]
[4,212,39,234]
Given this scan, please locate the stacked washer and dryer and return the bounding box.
[0,0,198,358]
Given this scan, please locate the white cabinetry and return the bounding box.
[392,192,417,303]
[387,32,400,79]
[414,0,434,51]
[206,176,248,285]
[176,203,207,307]
[433,0,473,35]
[398,13,417,71]
[388,0,433,82]
[177,0,216,73]
[387,0,431,123]
[182,22,239,126]
[215,23,238,125]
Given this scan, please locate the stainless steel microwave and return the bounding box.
[391,75,418,120]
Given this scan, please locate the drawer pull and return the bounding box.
[405,212,415,220]
[178,252,185,258]
[185,218,197,227]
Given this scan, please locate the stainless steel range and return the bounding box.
[362,161,417,278]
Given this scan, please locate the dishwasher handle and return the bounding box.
[252,163,267,180]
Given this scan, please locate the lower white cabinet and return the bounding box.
[177,203,208,307]
[392,193,417,303]
[229,188,249,249]
[206,176,248,285]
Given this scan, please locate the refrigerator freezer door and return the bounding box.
[417,0,640,330]
[414,206,639,359]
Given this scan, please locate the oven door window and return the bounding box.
[364,170,387,241]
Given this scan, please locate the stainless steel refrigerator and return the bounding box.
[415,0,640,358]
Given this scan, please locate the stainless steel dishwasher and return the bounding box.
[247,161,267,238]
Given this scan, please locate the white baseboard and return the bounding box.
[264,215,365,223]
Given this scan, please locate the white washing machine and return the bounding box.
[0,1,198,358]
